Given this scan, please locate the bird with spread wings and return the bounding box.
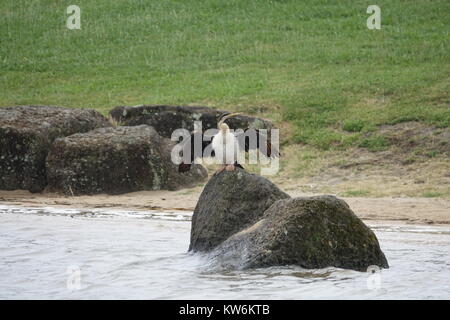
[178,112,279,174]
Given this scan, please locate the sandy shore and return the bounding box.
[1,186,449,225]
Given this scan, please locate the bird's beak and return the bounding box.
[218,112,242,126]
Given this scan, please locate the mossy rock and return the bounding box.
[46,125,207,195]
[0,106,111,192]
[189,168,290,252]
[210,195,389,272]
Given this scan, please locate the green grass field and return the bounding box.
[1,0,449,152]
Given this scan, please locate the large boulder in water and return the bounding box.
[0,106,111,192]
[189,168,290,252]
[109,105,273,138]
[46,125,207,195]
[210,195,389,272]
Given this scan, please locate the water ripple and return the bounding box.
[0,205,449,299]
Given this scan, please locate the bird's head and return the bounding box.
[219,122,229,132]
[217,112,241,130]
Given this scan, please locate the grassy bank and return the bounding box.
[1,0,449,196]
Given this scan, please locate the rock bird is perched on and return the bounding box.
[178,112,279,174]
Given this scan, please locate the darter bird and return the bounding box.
[178,112,279,175]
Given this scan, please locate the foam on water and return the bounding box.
[0,205,449,299]
[0,204,192,221]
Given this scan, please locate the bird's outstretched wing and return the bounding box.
[234,128,280,158]
[178,131,215,173]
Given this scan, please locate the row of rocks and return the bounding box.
[189,169,389,272]
[46,125,207,195]
[0,106,111,192]
[110,105,273,138]
[1,105,271,194]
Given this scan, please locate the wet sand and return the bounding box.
[1,186,449,225]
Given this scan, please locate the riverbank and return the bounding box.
[1,186,449,225]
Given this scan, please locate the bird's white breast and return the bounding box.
[211,131,239,165]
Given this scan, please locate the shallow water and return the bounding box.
[0,205,449,299]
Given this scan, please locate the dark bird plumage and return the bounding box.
[178,113,279,173]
